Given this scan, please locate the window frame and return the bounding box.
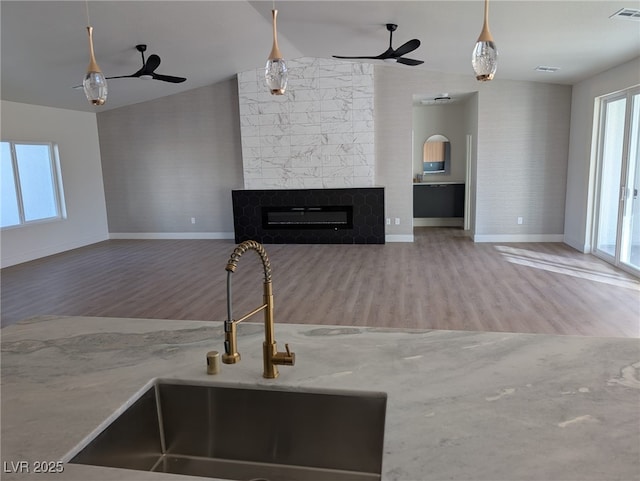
[1,140,67,229]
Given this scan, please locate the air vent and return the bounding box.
[610,8,640,20]
[535,66,560,73]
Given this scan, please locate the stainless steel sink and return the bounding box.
[68,379,387,481]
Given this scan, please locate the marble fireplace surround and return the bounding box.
[237,57,375,190]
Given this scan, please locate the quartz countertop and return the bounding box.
[1,316,639,481]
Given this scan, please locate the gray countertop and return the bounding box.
[413,181,464,185]
[1,315,639,481]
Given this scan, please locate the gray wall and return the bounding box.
[475,81,571,239]
[97,79,243,236]
[99,63,573,243]
[375,65,572,240]
[0,101,109,268]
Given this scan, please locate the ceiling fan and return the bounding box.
[333,24,424,66]
[106,44,187,83]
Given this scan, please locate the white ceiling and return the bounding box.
[2,1,639,113]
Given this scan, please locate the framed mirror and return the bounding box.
[423,135,450,174]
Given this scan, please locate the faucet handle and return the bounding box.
[271,342,295,367]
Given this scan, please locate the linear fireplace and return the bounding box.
[232,188,384,244]
[263,206,353,230]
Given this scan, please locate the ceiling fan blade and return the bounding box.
[104,74,137,80]
[334,46,395,60]
[152,73,187,83]
[143,54,161,73]
[396,57,424,66]
[332,55,381,60]
[109,64,148,79]
[393,39,420,58]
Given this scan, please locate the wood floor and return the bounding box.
[2,228,639,337]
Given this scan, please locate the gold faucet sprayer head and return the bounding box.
[222,320,241,364]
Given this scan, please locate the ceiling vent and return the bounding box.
[535,66,560,73]
[610,8,640,20]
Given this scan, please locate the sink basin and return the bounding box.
[68,379,387,481]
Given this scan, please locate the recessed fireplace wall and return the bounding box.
[232,188,384,244]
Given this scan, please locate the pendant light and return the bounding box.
[82,2,107,105]
[265,8,288,95]
[471,0,498,82]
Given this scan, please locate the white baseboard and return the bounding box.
[109,232,235,240]
[112,232,415,243]
[473,234,565,243]
[386,234,414,243]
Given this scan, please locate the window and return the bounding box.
[1,141,66,228]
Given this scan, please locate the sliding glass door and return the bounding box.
[594,87,640,275]
[621,94,640,270]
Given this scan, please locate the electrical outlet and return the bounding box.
[517,217,523,225]
[191,217,196,224]
[386,218,391,225]
[395,217,400,225]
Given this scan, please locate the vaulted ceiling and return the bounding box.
[2,1,639,112]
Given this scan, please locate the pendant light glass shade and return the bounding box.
[472,40,497,81]
[265,58,288,95]
[472,0,497,81]
[265,9,288,95]
[83,26,107,105]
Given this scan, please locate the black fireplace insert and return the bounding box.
[262,206,353,230]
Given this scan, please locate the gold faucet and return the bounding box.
[221,240,295,378]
